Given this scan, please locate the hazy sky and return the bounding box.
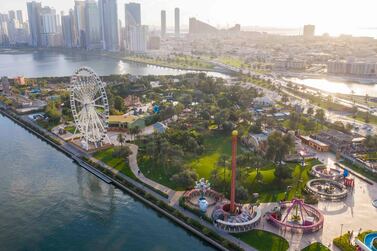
[2,0,377,36]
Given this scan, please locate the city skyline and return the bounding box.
[1,0,377,37]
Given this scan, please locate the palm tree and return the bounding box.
[117,133,125,146]
[217,154,229,194]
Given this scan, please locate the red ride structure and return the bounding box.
[230,130,238,213]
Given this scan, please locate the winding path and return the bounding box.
[126,143,176,198]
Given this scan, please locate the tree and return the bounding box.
[266,131,295,164]
[288,111,300,130]
[129,126,142,141]
[315,109,325,124]
[112,145,132,161]
[250,119,262,134]
[117,133,125,146]
[171,169,198,188]
[114,96,125,112]
[274,164,293,181]
[236,186,248,202]
[45,101,62,124]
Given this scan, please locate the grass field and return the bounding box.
[218,56,246,68]
[93,147,136,179]
[233,229,289,251]
[64,125,76,134]
[138,129,319,201]
[138,156,188,190]
[246,159,320,202]
[301,242,330,251]
[187,132,235,179]
[348,111,377,125]
[333,230,374,251]
[125,55,214,71]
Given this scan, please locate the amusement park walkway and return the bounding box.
[126,143,176,198]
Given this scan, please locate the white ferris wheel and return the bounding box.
[70,67,110,149]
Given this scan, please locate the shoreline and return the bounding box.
[0,106,241,251]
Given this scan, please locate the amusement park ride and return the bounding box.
[69,67,111,150]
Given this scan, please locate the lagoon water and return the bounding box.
[0,50,227,78]
[0,115,215,251]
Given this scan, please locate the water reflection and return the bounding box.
[288,78,377,97]
[0,116,214,251]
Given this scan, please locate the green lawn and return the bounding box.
[64,125,76,134]
[218,56,246,68]
[187,132,235,179]
[302,242,330,251]
[139,129,320,202]
[348,111,377,125]
[246,159,320,202]
[93,148,136,179]
[233,229,289,251]
[125,55,214,70]
[138,156,187,190]
[333,231,374,251]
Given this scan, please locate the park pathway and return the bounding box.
[126,143,177,199]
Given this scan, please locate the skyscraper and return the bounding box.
[27,1,42,47]
[125,2,141,26]
[124,2,147,53]
[39,6,60,47]
[85,0,101,49]
[61,14,73,48]
[99,0,119,51]
[174,7,180,37]
[161,10,166,38]
[74,1,86,48]
[16,10,23,24]
[8,11,16,20]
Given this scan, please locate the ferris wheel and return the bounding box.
[70,67,110,149]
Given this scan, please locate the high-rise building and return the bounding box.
[8,11,16,20]
[124,2,148,53]
[85,0,101,49]
[303,24,315,38]
[189,18,218,34]
[126,25,148,53]
[160,10,166,38]
[99,0,119,51]
[0,21,9,46]
[125,2,141,26]
[74,1,86,48]
[27,1,42,47]
[40,6,60,47]
[61,14,73,48]
[174,7,180,37]
[16,10,23,23]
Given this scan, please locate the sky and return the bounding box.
[2,0,377,36]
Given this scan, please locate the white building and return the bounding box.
[40,7,61,47]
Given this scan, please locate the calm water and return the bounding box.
[0,50,228,78]
[288,77,377,97]
[0,115,215,251]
